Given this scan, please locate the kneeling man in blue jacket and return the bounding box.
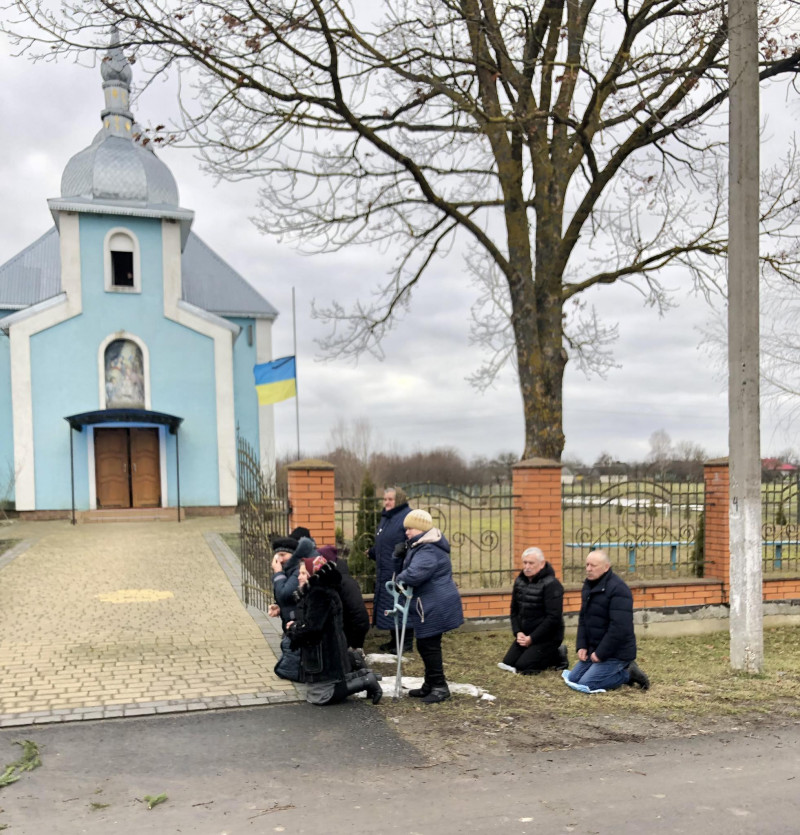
[563,549,650,693]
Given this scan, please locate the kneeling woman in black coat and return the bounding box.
[288,561,382,706]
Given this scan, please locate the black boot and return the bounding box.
[626,660,650,691]
[408,682,431,698]
[421,685,450,704]
[555,644,569,671]
[364,672,383,704]
[378,636,397,653]
[346,671,383,704]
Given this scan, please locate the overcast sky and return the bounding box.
[2,43,798,466]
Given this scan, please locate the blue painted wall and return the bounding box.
[29,214,221,509]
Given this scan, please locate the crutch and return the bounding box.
[384,579,414,698]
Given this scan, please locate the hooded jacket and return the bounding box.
[273,537,317,628]
[396,528,464,639]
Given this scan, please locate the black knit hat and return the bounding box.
[272,536,299,554]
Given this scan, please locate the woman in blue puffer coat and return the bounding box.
[395,509,464,703]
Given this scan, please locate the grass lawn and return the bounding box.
[221,532,241,559]
[365,625,800,761]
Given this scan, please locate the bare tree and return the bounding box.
[6,0,800,459]
[674,439,707,462]
[327,417,374,468]
[647,428,673,477]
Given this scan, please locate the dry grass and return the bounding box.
[366,625,800,760]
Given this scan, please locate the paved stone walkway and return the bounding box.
[0,517,301,727]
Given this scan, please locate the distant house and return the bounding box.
[762,458,798,481]
[0,37,277,517]
[590,462,629,485]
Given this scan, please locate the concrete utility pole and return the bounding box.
[728,0,763,672]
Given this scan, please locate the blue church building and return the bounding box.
[0,38,278,518]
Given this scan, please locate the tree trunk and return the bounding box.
[509,232,567,462]
[513,297,567,461]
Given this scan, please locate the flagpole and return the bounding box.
[292,286,300,459]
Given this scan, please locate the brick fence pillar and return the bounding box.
[512,458,563,579]
[703,457,730,595]
[286,459,336,545]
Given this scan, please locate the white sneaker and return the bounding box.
[497,662,517,673]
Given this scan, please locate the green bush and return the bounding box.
[348,472,380,592]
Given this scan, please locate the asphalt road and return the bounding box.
[1,705,798,834]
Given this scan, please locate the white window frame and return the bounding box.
[104,227,141,293]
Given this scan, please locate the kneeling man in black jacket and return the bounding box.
[498,547,568,675]
[563,549,650,693]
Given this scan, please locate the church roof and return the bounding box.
[0,227,277,320]
[60,30,180,211]
[181,235,277,318]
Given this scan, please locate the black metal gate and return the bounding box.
[237,435,290,610]
[562,477,703,583]
[762,477,800,574]
[335,483,518,592]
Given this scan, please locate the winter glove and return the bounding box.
[315,560,342,588]
[392,541,408,559]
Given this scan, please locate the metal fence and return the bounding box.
[335,483,519,592]
[237,435,289,611]
[762,478,800,575]
[562,478,704,584]
[233,456,800,608]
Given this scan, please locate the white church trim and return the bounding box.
[161,220,238,506]
[103,226,141,294]
[255,317,276,479]
[8,212,82,510]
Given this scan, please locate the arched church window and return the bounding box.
[105,339,145,408]
[104,228,141,293]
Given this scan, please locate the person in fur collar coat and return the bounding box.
[288,561,382,706]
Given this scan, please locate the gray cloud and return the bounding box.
[2,46,798,466]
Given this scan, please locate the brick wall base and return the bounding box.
[365,577,800,622]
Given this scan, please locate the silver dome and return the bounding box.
[61,134,179,206]
[60,32,179,208]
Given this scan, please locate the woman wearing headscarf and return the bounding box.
[395,509,464,703]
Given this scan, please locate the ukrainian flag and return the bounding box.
[254,356,297,405]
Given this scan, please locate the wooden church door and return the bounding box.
[95,428,161,509]
[95,429,130,508]
[129,428,161,508]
